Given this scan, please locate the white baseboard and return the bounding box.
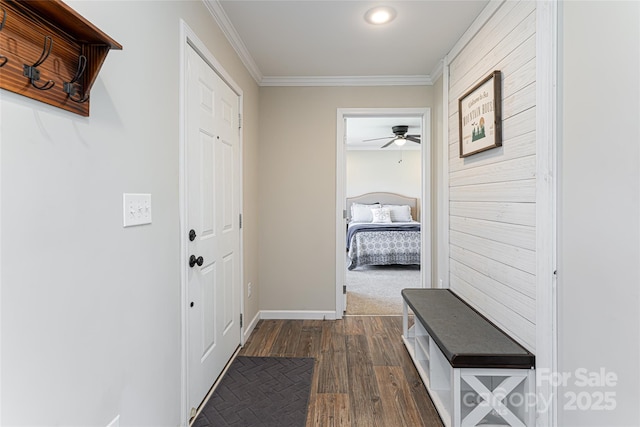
[259,310,337,320]
[241,310,338,347]
[243,311,261,342]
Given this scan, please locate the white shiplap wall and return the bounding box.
[447,0,537,350]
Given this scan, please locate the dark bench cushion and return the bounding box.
[402,288,535,369]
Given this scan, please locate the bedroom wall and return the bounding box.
[258,85,431,312]
[558,1,640,425]
[0,1,260,426]
[346,150,421,207]
[446,0,537,350]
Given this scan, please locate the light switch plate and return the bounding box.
[123,193,152,227]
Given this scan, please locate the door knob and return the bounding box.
[189,229,196,241]
[189,255,204,268]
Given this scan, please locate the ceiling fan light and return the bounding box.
[394,137,407,146]
[364,7,396,25]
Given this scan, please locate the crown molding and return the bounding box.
[202,0,263,84]
[446,0,505,65]
[429,59,445,84]
[260,75,433,87]
[203,0,437,88]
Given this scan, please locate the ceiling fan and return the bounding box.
[363,125,421,148]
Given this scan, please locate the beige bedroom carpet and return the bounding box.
[345,264,420,315]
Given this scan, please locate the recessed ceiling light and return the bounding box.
[364,6,396,25]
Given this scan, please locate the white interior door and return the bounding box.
[186,44,241,415]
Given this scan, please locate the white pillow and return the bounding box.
[371,207,392,223]
[351,203,380,222]
[384,204,413,222]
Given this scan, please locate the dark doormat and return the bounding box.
[192,356,315,427]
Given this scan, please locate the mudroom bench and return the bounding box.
[401,289,535,427]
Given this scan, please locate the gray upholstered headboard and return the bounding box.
[346,192,419,221]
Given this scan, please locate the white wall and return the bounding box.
[0,2,260,425]
[446,0,537,350]
[346,150,421,205]
[433,75,446,289]
[558,1,640,425]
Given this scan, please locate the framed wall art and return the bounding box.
[458,70,502,158]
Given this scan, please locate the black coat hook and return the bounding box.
[23,36,55,90]
[0,7,8,68]
[63,54,89,102]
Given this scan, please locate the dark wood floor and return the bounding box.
[239,316,444,427]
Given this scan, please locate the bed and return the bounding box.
[346,192,421,270]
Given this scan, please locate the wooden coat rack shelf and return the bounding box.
[0,0,122,116]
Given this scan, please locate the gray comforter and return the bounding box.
[347,222,421,270]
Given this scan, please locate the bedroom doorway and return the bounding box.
[335,108,431,316]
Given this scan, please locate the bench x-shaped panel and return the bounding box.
[460,373,527,427]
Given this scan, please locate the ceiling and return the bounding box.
[213,0,489,85]
[210,0,489,150]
